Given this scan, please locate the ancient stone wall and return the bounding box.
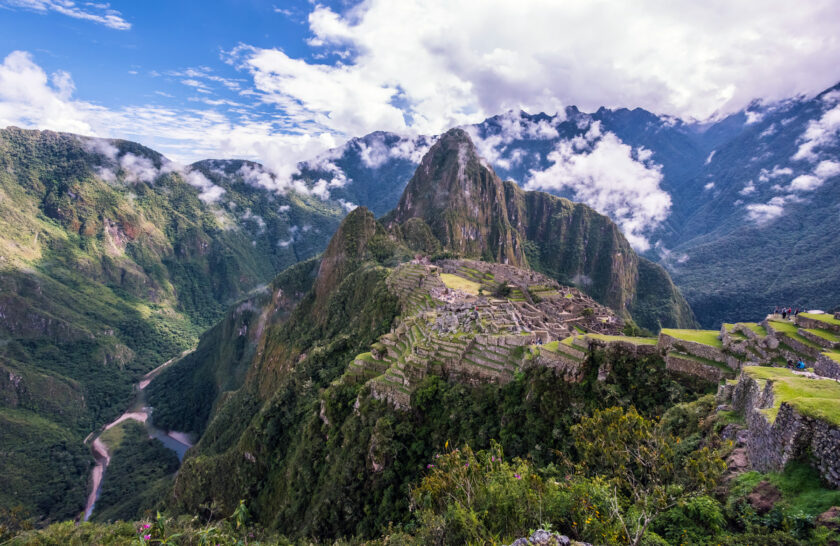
[658,333,726,363]
[814,354,840,380]
[724,372,840,487]
[665,353,725,383]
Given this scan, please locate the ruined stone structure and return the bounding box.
[720,371,840,487]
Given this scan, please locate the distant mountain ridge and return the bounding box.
[296,82,840,325]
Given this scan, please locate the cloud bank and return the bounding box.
[524,122,670,251]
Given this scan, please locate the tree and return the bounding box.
[571,406,725,545]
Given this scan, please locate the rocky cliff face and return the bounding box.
[391,129,525,266]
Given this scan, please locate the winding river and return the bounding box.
[82,353,194,521]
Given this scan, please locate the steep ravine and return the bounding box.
[82,352,195,521]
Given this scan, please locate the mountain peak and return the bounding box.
[390,128,526,266]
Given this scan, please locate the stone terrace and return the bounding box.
[355,259,625,408]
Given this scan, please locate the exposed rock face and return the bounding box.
[747,480,782,514]
[392,129,524,266]
[386,128,696,331]
[506,530,588,546]
[816,506,840,531]
[721,372,840,487]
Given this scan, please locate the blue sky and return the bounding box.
[1,0,839,171]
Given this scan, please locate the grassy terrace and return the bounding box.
[741,322,768,337]
[584,333,657,345]
[440,273,482,295]
[668,351,732,373]
[823,350,840,364]
[800,312,840,327]
[805,328,840,343]
[724,324,749,340]
[538,340,584,361]
[660,328,723,348]
[744,366,840,426]
[768,320,822,350]
[562,336,589,352]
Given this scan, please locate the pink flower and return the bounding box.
[514,474,522,479]
[142,523,151,529]
[464,463,469,468]
[427,464,435,468]
[491,456,495,462]
[143,535,151,541]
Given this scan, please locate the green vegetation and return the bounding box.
[804,328,840,343]
[584,334,657,345]
[767,321,822,350]
[439,272,481,295]
[668,351,733,374]
[800,312,840,327]
[91,421,179,522]
[822,350,840,364]
[744,366,840,426]
[0,128,344,520]
[661,328,723,348]
[741,322,768,337]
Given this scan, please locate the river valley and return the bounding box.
[82,353,194,521]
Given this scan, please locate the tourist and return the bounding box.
[797,360,805,369]
[787,359,793,369]
[782,309,787,319]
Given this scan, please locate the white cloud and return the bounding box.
[792,100,840,162]
[0,51,344,195]
[524,126,670,251]
[705,150,716,164]
[758,165,793,182]
[739,181,756,195]
[82,136,226,202]
[789,174,822,192]
[703,182,715,191]
[1,0,131,29]
[227,0,840,140]
[814,159,840,179]
[184,169,226,203]
[462,110,563,170]
[356,132,433,168]
[745,194,802,223]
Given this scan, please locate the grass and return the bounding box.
[561,336,588,352]
[744,366,840,426]
[805,328,840,343]
[800,312,840,327]
[668,351,732,373]
[822,350,840,364]
[439,273,481,295]
[661,328,723,348]
[98,421,130,451]
[732,461,840,517]
[741,322,768,337]
[355,352,375,362]
[767,320,822,349]
[584,333,657,345]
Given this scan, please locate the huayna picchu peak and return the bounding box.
[386,128,696,332]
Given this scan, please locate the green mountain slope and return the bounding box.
[159,132,697,537]
[0,127,342,521]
